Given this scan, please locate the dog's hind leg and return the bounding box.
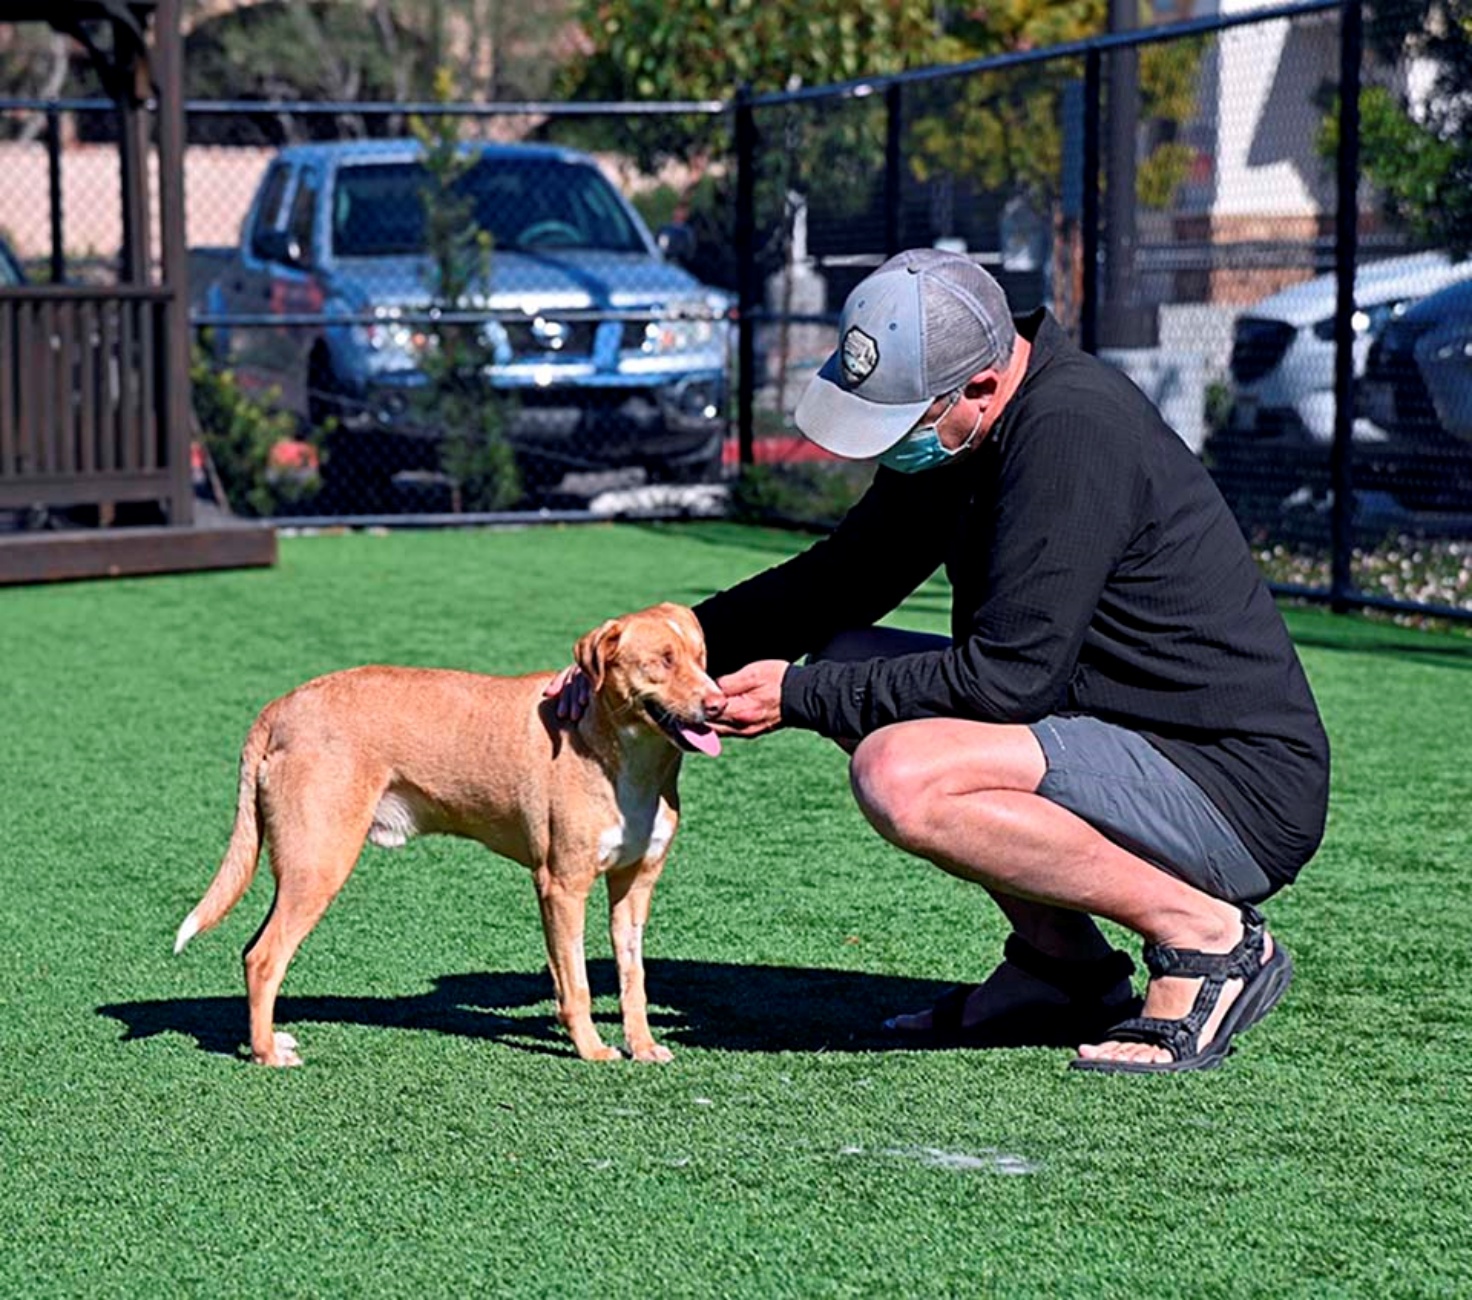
[244,754,380,1066]
[533,863,618,1062]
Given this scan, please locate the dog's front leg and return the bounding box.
[606,858,672,1063]
[534,865,619,1062]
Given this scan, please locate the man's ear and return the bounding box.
[964,370,1001,405]
[573,619,622,692]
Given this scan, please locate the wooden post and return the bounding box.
[154,0,194,525]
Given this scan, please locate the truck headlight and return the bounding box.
[358,306,434,358]
[638,317,721,355]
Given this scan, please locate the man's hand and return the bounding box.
[708,659,789,739]
[544,665,591,723]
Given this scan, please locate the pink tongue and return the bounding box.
[679,725,722,757]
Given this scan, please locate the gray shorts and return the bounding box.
[808,626,1273,904]
[1029,714,1273,904]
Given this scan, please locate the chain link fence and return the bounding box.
[0,98,737,520]
[2,1,1470,618]
[734,0,1471,621]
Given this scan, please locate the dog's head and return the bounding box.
[572,603,725,756]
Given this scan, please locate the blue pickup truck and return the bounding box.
[202,139,732,506]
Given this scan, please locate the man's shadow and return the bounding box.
[97,960,957,1060]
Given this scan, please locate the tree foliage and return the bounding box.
[562,0,1203,241]
[409,68,521,510]
[1,1,577,143]
[1320,0,1472,257]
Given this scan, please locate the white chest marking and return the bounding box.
[597,774,677,869]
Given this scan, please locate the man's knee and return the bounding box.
[850,727,934,842]
[850,720,1048,846]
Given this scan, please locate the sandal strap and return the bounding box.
[1142,904,1266,981]
[1106,906,1272,1062]
[1096,1014,1202,1060]
[1003,934,1136,999]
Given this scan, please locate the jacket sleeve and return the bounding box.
[693,468,952,677]
[779,406,1144,740]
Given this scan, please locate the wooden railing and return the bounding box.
[0,285,180,511]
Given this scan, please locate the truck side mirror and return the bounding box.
[657,223,697,266]
[256,229,305,268]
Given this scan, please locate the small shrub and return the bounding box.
[191,349,319,517]
[727,460,874,530]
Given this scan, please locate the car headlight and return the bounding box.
[1430,329,1472,364]
[1311,300,1408,342]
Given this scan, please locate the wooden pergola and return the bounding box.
[0,0,275,585]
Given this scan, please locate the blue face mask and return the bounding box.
[877,394,984,474]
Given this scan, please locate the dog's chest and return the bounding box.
[597,772,675,870]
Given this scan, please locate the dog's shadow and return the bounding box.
[98,960,958,1060]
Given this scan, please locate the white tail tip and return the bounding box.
[173,911,201,956]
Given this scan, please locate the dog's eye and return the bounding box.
[661,648,676,669]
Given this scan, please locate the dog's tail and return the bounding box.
[174,707,275,956]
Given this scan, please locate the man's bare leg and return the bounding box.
[851,718,1272,1065]
[883,893,1130,1034]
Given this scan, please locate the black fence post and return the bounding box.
[1080,46,1102,355]
[734,83,756,467]
[884,81,903,258]
[45,107,64,284]
[1330,0,1362,613]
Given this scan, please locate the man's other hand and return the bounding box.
[543,665,591,723]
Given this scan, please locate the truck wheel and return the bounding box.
[306,349,342,431]
[648,435,727,485]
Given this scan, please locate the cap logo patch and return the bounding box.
[841,326,879,388]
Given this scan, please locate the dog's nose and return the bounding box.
[701,685,727,719]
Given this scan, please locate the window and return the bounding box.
[287,169,319,266]
[331,157,646,258]
[249,163,291,261]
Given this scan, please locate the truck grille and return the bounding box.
[501,318,597,359]
[1365,318,1438,433]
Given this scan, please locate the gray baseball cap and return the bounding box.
[794,248,1017,459]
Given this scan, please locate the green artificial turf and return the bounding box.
[1,523,1469,1297]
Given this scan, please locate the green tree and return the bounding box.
[409,68,521,510]
[181,0,576,141]
[561,0,1204,282]
[1319,1,1472,257]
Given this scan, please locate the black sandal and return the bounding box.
[893,936,1143,1049]
[1069,904,1293,1073]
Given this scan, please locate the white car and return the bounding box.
[1227,251,1472,444]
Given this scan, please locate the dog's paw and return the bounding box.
[251,1032,304,1068]
[629,1042,674,1064]
[578,1043,624,1063]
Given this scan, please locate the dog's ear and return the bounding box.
[573,619,623,692]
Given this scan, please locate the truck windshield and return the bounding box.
[331,157,647,257]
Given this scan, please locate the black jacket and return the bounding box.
[694,310,1330,886]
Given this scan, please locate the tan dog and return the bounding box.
[174,603,724,1067]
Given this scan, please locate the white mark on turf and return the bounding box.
[840,1145,1041,1175]
[692,1097,713,1106]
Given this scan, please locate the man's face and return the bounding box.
[912,378,991,455]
